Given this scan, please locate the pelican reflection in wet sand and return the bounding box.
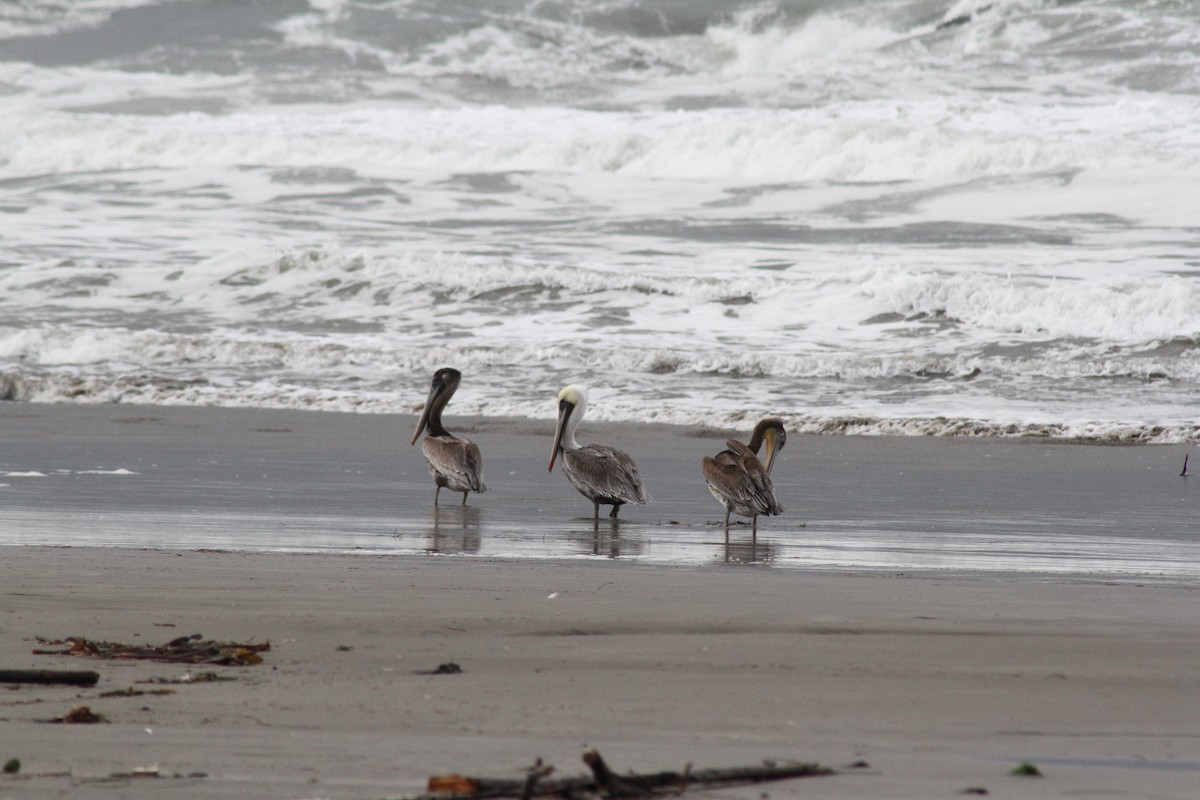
[411,367,487,506]
[702,417,786,538]
[549,385,649,520]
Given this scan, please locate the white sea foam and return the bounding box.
[708,6,905,74]
[2,0,1199,441]
[4,247,1199,353]
[2,242,1199,442]
[2,98,1194,196]
[0,0,183,38]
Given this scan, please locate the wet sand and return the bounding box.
[2,403,1200,799]
[3,402,1198,574]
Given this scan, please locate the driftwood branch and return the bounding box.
[581,750,651,796]
[0,669,100,687]
[580,750,833,797]
[427,774,595,799]
[422,749,834,800]
[520,760,555,800]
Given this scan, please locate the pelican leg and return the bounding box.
[609,503,620,519]
[461,490,469,506]
[592,501,600,521]
[433,485,442,507]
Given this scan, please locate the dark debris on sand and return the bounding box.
[33,634,270,666]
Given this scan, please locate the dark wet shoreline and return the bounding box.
[2,401,1197,580]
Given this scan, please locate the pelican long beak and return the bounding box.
[410,405,429,446]
[548,400,573,471]
[410,380,441,445]
[761,428,785,474]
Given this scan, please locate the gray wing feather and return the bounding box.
[702,440,782,516]
[563,444,649,505]
[423,435,487,492]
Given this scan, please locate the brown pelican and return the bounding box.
[702,417,786,536]
[410,367,487,506]
[548,385,649,520]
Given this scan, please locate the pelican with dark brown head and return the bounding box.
[411,367,487,506]
[702,417,786,537]
[548,385,649,520]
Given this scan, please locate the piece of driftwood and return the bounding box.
[581,750,833,797]
[99,687,176,698]
[33,634,269,666]
[520,760,555,800]
[0,669,100,687]
[423,749,833,800]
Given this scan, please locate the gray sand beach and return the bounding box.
[3,403,1200,799]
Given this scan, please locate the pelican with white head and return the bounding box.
[549,385,648,520]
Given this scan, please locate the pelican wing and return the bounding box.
[702,439,782,516]
[422,435,487,493]
[563,444,649,505]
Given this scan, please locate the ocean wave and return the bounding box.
[3,0,1199,445]
[0,0,179,39]
[795,415,1199,444]
[2,367,1195,445]
[851,266,1200,345]
[6,97,1196,193]
[6,250,1200,354]
[6,0,1199,103]
[5,317,1197,388]
[707,4,908,74]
